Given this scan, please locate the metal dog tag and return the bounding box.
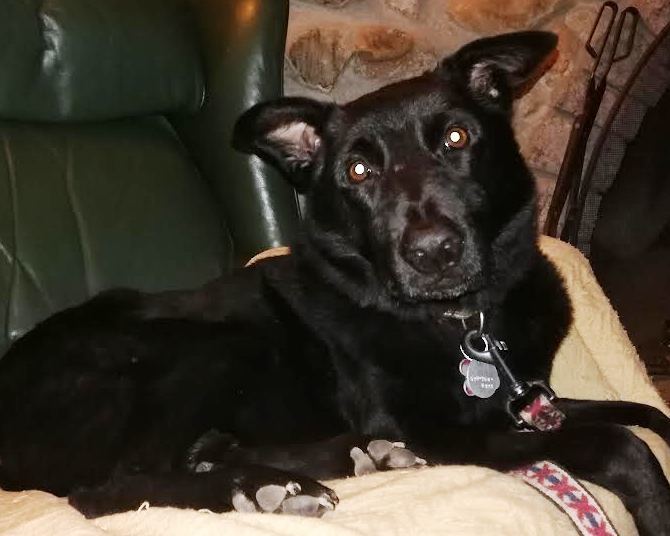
[459,355,501,399]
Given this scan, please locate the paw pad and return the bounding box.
[350,439,427,475]
[232,491,257,513]
[255,484,290,512]
[281,495,324,517]
[233,481,336,517]
[387,447,427,468]
[350,446,378,476]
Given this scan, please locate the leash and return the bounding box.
[459,313,618,534]
[510,461,619,536]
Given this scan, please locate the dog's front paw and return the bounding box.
[350,439,427,476]
[232,477,338,517]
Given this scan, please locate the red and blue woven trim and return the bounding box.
[509,461,618,536]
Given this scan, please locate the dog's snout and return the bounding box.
[400,220,464,275]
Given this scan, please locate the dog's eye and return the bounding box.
[444,127,469,150]
[348,161,371,183]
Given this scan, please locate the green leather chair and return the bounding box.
[0,0,300,354]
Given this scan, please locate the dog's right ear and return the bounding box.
[232,97,334,192]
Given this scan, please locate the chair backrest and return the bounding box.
[0,0,299,353]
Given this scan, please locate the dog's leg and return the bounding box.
[68,464,338,519]
[185,430,426,479]
[185,430,362,479]
[555,398,670,442]
[416,423,670,536]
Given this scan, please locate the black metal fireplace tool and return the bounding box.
[543,1,639,241]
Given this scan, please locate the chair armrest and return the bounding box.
[173,0,300,265]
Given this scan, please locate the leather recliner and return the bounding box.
[0,0,300,354]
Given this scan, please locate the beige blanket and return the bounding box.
[1,236,668,536]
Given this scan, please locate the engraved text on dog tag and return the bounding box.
[459,357,500,398]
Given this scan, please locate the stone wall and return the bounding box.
[285,0,670,225]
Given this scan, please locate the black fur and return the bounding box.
[1,31,669,533]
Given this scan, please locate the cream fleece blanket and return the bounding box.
[1,236,668,536]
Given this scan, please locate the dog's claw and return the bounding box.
[319,493,337,510]
[286,481,302,495]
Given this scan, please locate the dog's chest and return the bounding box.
[326,317,508,436]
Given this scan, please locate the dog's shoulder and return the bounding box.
[494,250,572,380]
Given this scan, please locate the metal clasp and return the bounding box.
[460,320,559,428]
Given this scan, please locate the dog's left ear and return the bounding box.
[232,97,334,192]
[440,31,558,110]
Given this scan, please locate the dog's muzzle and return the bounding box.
[399,218,464,276]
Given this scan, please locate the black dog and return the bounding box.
[1,31,669,534]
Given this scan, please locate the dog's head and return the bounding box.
[233,31,557,318]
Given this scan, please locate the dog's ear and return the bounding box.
[440,31,558,110]
[232,97,334,191]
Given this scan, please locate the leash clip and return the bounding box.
[460,318,565,431]
[505,380,563,431]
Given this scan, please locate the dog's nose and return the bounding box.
[400,220,464,274]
